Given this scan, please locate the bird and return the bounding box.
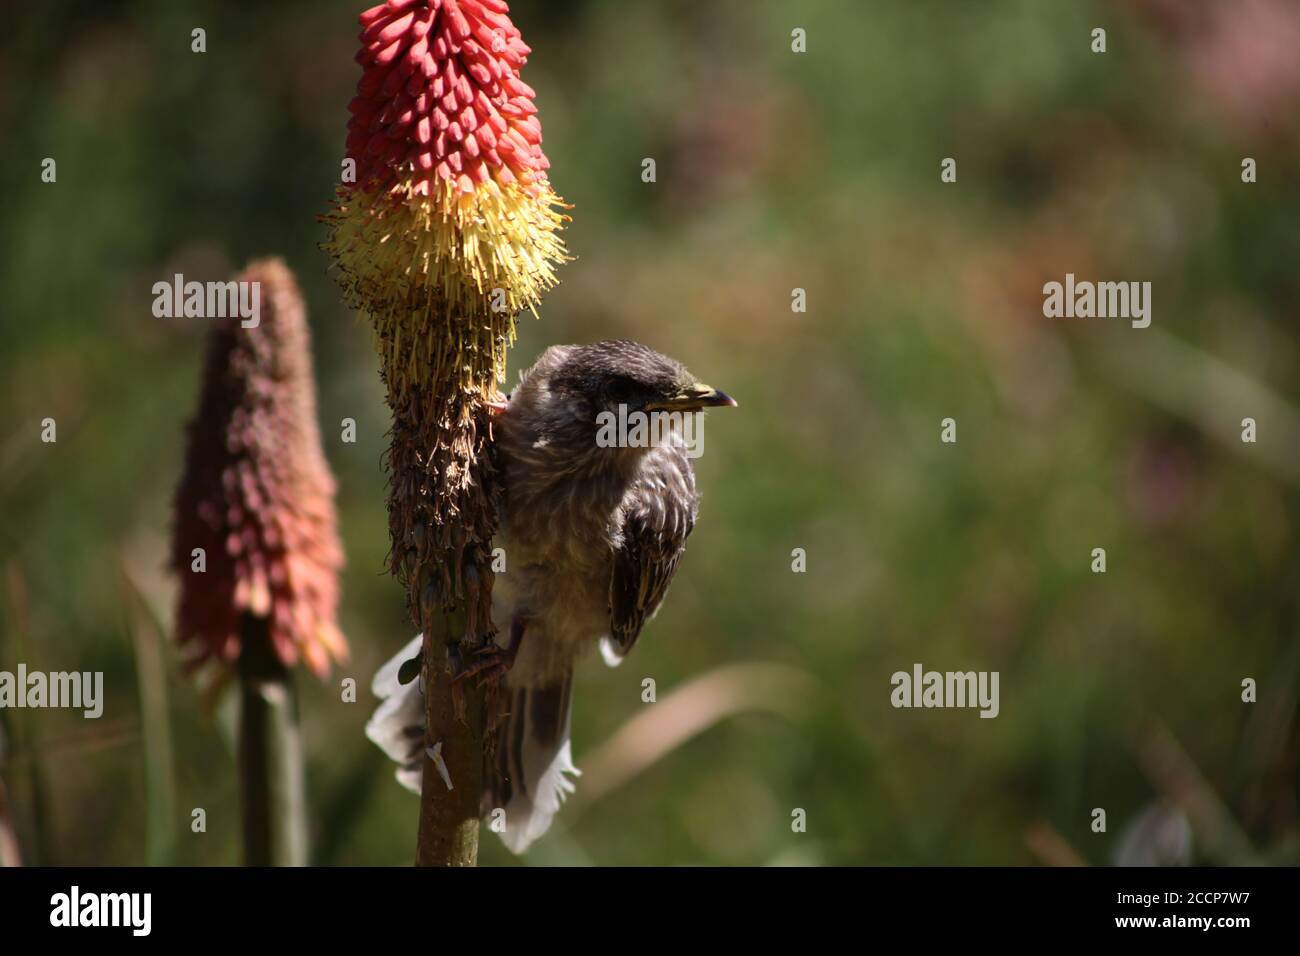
[366,340,736,853]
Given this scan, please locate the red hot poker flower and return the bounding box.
[325,0,569,614]
[349,0,550,197]
[171,259,347,679]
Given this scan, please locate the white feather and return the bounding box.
[365,634,426,794]
[499,740,582,854]
[598,636,626,668]
[371,633,423,698]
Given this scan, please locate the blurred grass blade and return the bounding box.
[1093,329,1300,484]
[572,662,817,812]
[118,559,177,866]
[4,562,50,865]
[0,777,21,867]
[1024,821,1087,867]
[1137,723,1261,865]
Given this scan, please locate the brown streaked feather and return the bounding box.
[607,442,698,659]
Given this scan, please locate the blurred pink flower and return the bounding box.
[1135,0,1300,135]
[171,260,347,679]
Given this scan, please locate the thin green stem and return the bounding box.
[238,614,307,867]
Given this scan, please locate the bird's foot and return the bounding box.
[455,642,515,688]
[450,640,513,725]
[452,619,526,728]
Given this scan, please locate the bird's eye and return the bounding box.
[605,377,638,408]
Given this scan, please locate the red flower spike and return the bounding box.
[171,260,347,680]
[324,0,569,614]
[344,0,547,195]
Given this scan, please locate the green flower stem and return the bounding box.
[238,614,307,867]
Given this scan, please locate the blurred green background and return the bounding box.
[2,0,1298,866]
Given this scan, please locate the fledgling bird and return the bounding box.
[367,340,736,852]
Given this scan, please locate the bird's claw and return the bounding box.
[450,622,525,729]
[455,642,514,689]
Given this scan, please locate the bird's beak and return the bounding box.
[646,383,738,413]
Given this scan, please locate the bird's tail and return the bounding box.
[482,670,581,854]
[365,635,581,854]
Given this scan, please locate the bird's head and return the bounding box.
[501,341,736,467]
[544,340,736,418]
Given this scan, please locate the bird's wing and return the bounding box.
[605,444,698,664]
